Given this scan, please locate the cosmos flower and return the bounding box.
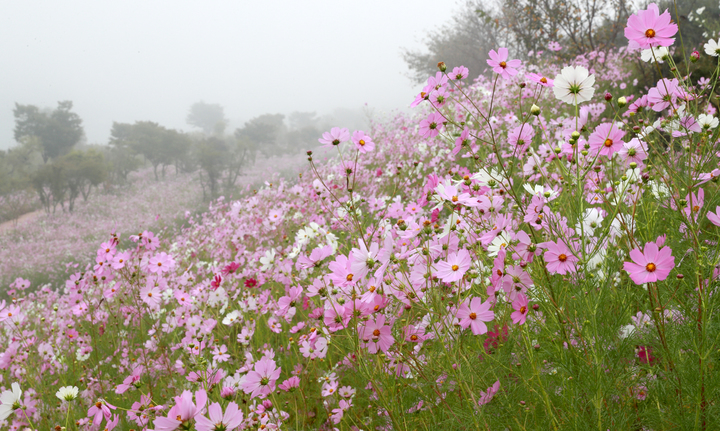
[553,66,595,105]
[623,240,675,284]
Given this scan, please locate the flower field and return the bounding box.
[2,3,720,430]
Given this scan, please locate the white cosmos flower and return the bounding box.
[577,208,604,236]
[0,383,22,421]
[56,386,79,401]
[487,231,512,257]
[704,39,720,57]
[640,46,669,63]
[553,66,595,105]
[259,249,276,271]
[698,114,719,129]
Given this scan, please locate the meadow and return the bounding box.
[1,3,720,430]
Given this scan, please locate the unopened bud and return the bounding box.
[604,92,612,101]
[629,162,637,169]
[553,147,562,154]
[617,96,627,107]
[437,62,447,72]
[530,104,541,116]
[571,131,580,139]
[519,82,526,88]
[691,50,700,63]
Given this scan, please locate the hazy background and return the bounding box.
[0,0,457,149]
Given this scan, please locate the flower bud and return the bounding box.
[553,147,562,154]
[629,162,637,169]
[604,92,612,101]
[691,50,700,63]
[617,96,627,107]
[530,104,541,116]
[519,82,526,88]
[437,62,447,72]
[571,131,580,139]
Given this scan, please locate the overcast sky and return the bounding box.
[0,0,459,150]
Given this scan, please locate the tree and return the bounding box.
[402,1,504,84]
[402,0,631,84]
[186,102,227,135]
[13,101,84,163]
[110,121,189,180]
[195,137,228,200]
[235,114,285,157]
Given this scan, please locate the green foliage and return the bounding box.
[13,101,84,163]
[235,113,286,157]
[186,101,227,135]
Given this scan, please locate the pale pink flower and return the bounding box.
[486,48,521,80]
[456,297,495,335]
[242,357,281,399]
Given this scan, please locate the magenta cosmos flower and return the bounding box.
[456,297,495,335]
[588,122,626,157]
[359,314,394,353]
[436,249,471,283]
[486,48,521,80]
[195,402,244,431]
[511,293,529,325]
[623,240,675,284]
[543,240,579,275]
[624,3,678,50]
[419,112,445,139]
[242,357,281,399]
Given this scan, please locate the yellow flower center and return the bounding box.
[645,29,656,38]
[646,263,656,272]
[451,265,459,271]
[558,254,568,262]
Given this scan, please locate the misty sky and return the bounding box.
[1,0,458,150]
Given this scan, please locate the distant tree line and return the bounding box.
[403,0,719,90]
[0,100,333,222]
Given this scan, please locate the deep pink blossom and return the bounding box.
[359,314,394,353]
[624,3,678,50]
[588,122,625,157]
[623,240,675,284]
[456,297,495,335]
[543,240,579,275]
[511,294,529,325]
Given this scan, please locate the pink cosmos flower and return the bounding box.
[435,249,471,283]
[419,112,445,139]
[624,3,678,50]
[548,41,562,51]
[511,294,529,325]
[707,206,720,226]
[115,366,144,394]
[588,122,625,157]
[279,376,300,391]
[617,138,648,166]
[148,252,175,274]
[526,72,554,87]
[359,314,395,353]
[486,48,521,80]
[451,66,469,80]
[683,188,704,223]
[242,357,282,399]
[352,130,375,153]
[543,240,579,275]
[647,78,678,112]
[507,124,535,154]
[456,297,495,335]
[478,380,501,405]
[195,402,244,431]
[140,281,162,309]
[153,390,207,431]
[87,399,117,427]
[623,240,675,284]
[318,127,350,147]
[111,251,130,270]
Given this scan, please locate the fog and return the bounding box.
[0,0,457,149]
